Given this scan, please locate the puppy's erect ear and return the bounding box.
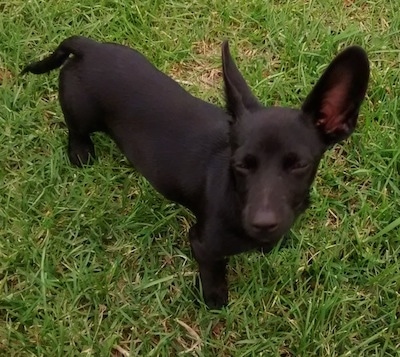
[222,41,261,121]
[302,46,370,146]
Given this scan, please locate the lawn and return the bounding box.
[1,0,399,356]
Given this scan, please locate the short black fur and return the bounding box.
[22,36,370,308]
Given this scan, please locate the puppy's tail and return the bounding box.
[21,36,94,75]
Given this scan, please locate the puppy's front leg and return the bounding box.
[189,225,228,309]
[198,258,228,309]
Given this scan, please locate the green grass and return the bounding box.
[1,0,400,355]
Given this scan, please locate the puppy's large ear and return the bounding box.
[222,41,261,121]
[302,46,370,146]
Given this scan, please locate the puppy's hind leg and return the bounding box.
[61,101,96,167]
[59,75,99,167]
[67,128,95,167]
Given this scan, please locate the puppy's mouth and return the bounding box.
[244,224,286,245]
[241,201,296,245]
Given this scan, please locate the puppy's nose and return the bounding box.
[251,211,280,233]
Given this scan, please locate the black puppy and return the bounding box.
[22,36,369,308]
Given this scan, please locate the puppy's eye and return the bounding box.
[291,162,309,171]
[284,153,309,173]
[235,155,258,172]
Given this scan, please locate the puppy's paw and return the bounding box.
[68,142,95,167]
[204,288,228,310]
[68,150,94,167]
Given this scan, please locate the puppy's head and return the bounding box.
[222,41,369,243]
